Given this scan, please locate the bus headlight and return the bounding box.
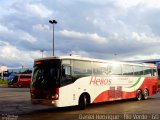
[52,101,55,104]
[31,93,35,99]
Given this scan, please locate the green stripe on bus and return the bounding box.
[127,77,141,88]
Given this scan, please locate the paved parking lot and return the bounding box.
[0,87,160,120]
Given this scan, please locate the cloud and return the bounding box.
[115,0,160,10]
[59,30,107,44]
[0,43,41,67]
[141,0,160,10]
[0,24,13,33]
[25,3,52,18]
[132,32,160,44]
[20,32,37,43]
[1,0,160,67]
[32,24,50,32]
[0,40,9,46]
[119,53,160,61]
[115,0,142,9]
[11,1,53,18]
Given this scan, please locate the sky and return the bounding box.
[1,0,160,68]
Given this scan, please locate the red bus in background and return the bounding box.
[8,70,32,88]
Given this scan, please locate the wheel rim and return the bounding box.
[137,90,142,100]
[144,89,148,99]
[84,96,87,105]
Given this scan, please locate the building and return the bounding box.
[0,66,8,79]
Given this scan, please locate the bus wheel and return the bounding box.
[136,90,142,101]
[142,89,149,100]
[18,85,22,88]
[78,94,87,110]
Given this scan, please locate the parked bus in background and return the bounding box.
[30,56,158,109]
[8,69,32,88]
[7,68,31,81]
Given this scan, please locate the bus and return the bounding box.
[7,68,32,81]
[30,56,158,109]
[8,69,32,88]
[8,73,32,88]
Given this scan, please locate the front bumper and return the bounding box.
[31,99,57,106]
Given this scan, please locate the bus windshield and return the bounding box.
[11,75,18,84]
[32,59,60,89]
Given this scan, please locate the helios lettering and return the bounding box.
[90,76,111,86]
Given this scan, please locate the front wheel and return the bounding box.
[136,90,142,101]
[78,95,87,110]
[142,89,149,100]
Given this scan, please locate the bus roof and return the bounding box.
[35,56,156,68]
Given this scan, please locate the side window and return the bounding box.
[153,68,157,76]
[122,65,133,75]
[12,75,19,83]
[134,66,143,76]
[108,64,122,75]
[73,60,92,75]
[143,67,152,76]
[61,66,72,85]
[62,66,71,77]
[93,62,108,75]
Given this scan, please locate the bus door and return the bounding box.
[61,65,73,86]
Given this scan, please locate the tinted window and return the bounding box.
[143,67,152,76]
[73,60,92,75]
[61,66,72,85]
[134,66,143,75]
[153,68,157,76]
[108,64,122,75]
[32,60,60,88]
[92,62,108,75]
[12,76,18,83]
[122,65,133,75]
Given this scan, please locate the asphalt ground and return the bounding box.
[0,87,160,120]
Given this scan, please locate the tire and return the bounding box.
[78,95,87,110]
[142,89,149,100]
[136,90,142,101]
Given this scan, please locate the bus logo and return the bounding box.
[90,76,111,86]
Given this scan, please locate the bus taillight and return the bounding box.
[52,88,59,100]
[52,94,59,99]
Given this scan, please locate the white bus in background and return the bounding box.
[30,56,158,109]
